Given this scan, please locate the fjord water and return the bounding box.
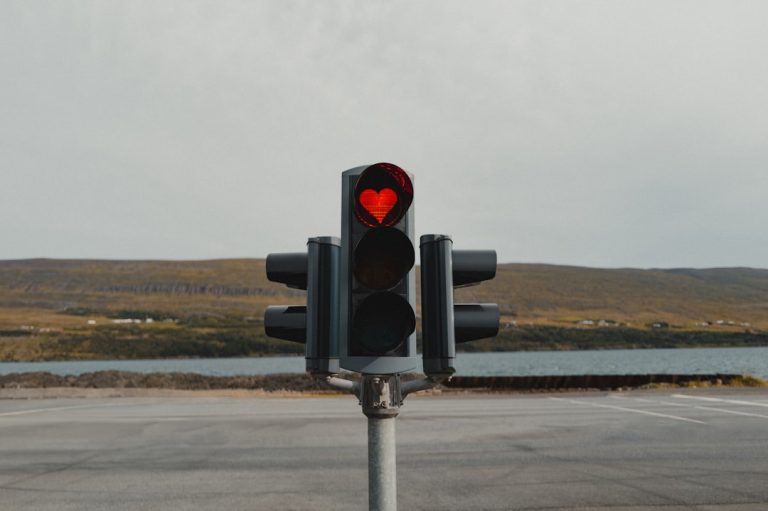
[1,347,767,377]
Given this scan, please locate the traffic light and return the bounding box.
[264,236,340,375]
[339,163,418,374]
[420,235,499,378]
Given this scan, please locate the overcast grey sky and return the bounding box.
[1,1,766,268]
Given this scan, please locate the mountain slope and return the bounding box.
[1,259,767,361]
[1,259,767,328]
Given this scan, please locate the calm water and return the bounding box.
[1,347,767,377]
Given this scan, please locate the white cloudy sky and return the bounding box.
[1,1,766,268]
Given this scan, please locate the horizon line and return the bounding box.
[1,257,765,272]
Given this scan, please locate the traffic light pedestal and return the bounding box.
[325,373,449,511]
[360,375,400,511]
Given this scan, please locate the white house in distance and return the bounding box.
[110,318,155,324]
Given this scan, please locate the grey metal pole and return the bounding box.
[360,375,402,511]
[324,374,441,511]
[368,416,397,511]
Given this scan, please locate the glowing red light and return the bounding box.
[354,163,413,228]
[359,188,397,225]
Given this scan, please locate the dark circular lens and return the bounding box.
[354,228,415,290]
[351,292,416,356]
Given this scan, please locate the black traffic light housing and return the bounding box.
[264,236,340,375]
[339,163,418,375]
[420,235,499,378]
[264,163,499,380]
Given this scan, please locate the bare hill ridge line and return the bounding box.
[1,259,768,328]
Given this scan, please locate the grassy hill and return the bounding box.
[1,259,767,361]
[481,264,768,327]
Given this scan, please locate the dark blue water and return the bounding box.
[1,347,767,377]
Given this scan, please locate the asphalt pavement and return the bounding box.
[1,389,768,510]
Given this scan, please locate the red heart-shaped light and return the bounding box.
[359,188,397,224]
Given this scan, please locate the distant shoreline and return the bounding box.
[0,370,768,393]
[1,371,765,397]
[2,324,768,363]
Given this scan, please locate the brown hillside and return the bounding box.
[0,259,767,329]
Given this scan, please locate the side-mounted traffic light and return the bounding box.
[339,163,418,374]
[420,235,499,378]
[264,236,340,375]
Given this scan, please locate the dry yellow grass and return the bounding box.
[2,258,768,331]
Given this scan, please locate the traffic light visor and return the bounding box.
[354,163,413,227]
